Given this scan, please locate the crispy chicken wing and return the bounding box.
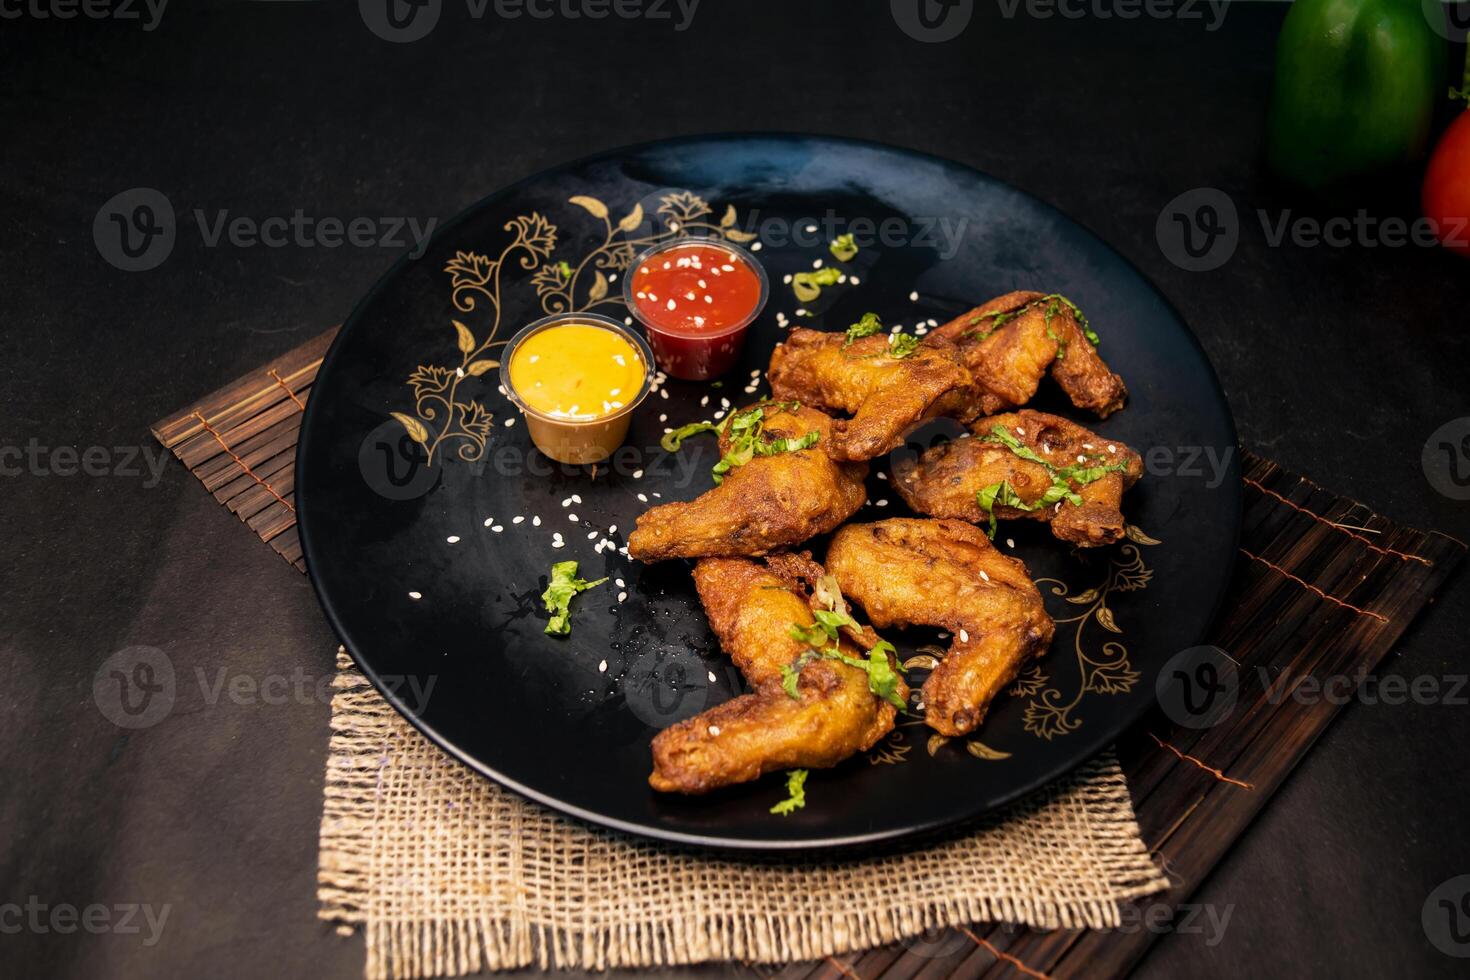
[927,291,1128,418]
[825,519,1054,737]
[648,556,905,794]
[628,404,868,561]
[892,410,1144,547]
[767,328,979,461]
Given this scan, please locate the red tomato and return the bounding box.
[1423,111,1470,258]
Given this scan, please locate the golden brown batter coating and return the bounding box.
[825,519,1054,737]
[648,557,904,794]
[767,328,979,461]
[627,404,868,562]
[892,410,1144,548]
[926,291,1128,418]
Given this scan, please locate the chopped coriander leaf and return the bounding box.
[962,294,1099,350]
[829,234,858,262]
[541,561,608,636]
[888,332,921,358]
[709,404,817,485]
[660,420,719,452]
[844,312,884,347]
[780,649,818,698]
[783,578,908,711]
[770,769,808,816]
[972,426,1129,537]
[791,267,843,302]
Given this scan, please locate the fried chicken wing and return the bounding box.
[927,291,1128,418]
[648,556,905,794]
[892,410,1144,547]
[825,519,1054,737]
[767,328,978,461]
[628,404,868,561]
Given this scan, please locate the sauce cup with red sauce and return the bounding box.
[623,237,768,381]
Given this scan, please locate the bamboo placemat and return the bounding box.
[153,328,1465,979]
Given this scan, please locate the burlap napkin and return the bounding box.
[318,649,1167,979]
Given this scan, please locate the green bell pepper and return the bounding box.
[1266,0,1446,193]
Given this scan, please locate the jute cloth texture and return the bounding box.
[317,650,1168,978]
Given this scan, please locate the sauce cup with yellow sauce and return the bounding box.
[500,312,654,464]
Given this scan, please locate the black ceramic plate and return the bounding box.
[297,134,1240,850]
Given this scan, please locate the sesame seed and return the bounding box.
[721,264,735,272]
[587,531,598,540]
[633,469,644,479]
[568,513,579,522]
[783,274,792,284]
[608,524,617,534]
[552,540,564,549]
[571,495,582,503]
[637,493,648,502]
[660,389,668,400]
[849,275,860,285]
[504,418,515,427]
[751,242,762,251]
[876,499,889,506]
[492,525,504,533]
[877,472,887,480]
[561,497,572,507]
[980,570,990,582]
[408,591,422,600]
[909,290,919,302]
[1107,445,1117,454]
[532,516,541,526]
[599,660,607,672]
[666,299,677,311]
[446,536,460,544]
[1006,538,1016,548]
[615,578,625,588]
[618,591,628,602]
[812,258,823,269]
[959,629,970,642]
[483,517,493,527]
[708,725,721,736]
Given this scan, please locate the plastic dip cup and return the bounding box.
[622,237,768,381]
[500,312,653,465]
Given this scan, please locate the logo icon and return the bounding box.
[1156,188,1239,272]
[1155,645,1238,729]
[899,926,971,959]
[358,419,440,501]
[360,0,441,42]
[93,646,176,729]
[94,188,175,272]
[1423,0,1470,42]
[1422,418,1470,501]
[890,0,974,42]
[1423,876,1470,957]
[622,649,737,729]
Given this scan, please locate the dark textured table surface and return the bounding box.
[3,3,1467,978]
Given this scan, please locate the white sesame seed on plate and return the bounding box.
[805,224,817,234]
[568,513,579,522]
[587,531,598,540]
[446,535,460,544]
[1006,538,1016,548]
[812,258,823,269]
[608,524,617,534]
[637,493,648,502]
[713,411,725,420]
[483,517,493,527]
[504,418,515,427]
[492,525,504,533]
[408,591,422,600]
[532,516,542,526]
[599,660,607,672]
[615,578,625,588]
[660,389,668,400]
[708,671,717,683]
[552,540,564,549]
[561,497,572,507]
[633,469,644,479]
[849,275,860,285]
[571,495,582,504]
[783,274,792,284]
[751,242,762,251]
[750,369,760,377]
[513,516,524,524]
[618,591,628,602]
[876,471,887,481]
[876,499,889,506]
[700,395,709,406]
[909,290,919,302]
